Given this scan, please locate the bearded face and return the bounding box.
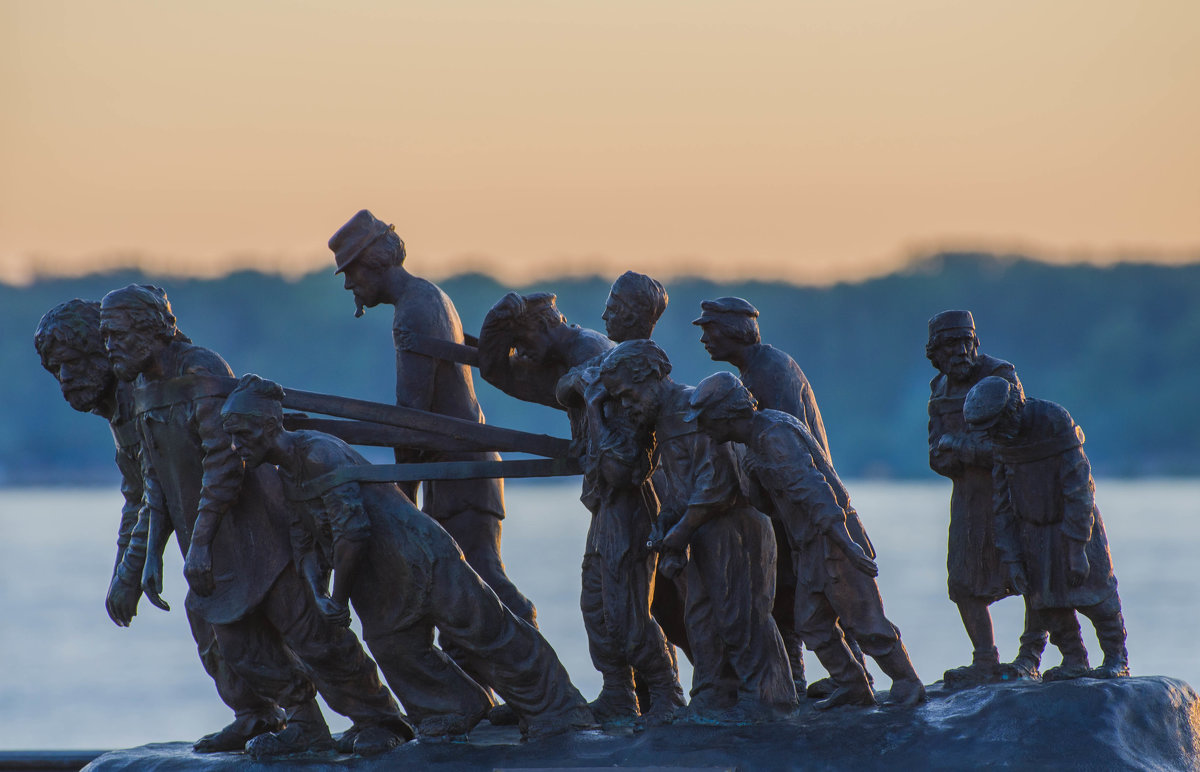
[99,310,164,382]
[930,333,979,380]
[45,341,115,413]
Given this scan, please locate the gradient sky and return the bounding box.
[2,0,1198,285]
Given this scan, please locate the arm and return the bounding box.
[138,452,173,612]
[310,482,371,626]
[1059,442,1096,586]
[991,462,1028,593]
[477,293,568,408]
[105,443,145,625]
[662,438,739,550]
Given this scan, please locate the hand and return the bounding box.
[141,553,171,611]
[659,549,688,579]
[316,595,351,628]
[183,542,215,597]
[662,525,691,553]
[1007,562,1030,595]
[936,434,962,454]
[848,546,879,577]
[1066,540,1090,587]
[105,574,141,627]
[486,292,525,324]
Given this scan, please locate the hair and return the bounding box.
[609,271,668,326]
[356,230,407,272]
[34,299,104,371]
[520,292,567,332]
[924,328,979,363]
[100,284,181,340]
[599,339,672,384]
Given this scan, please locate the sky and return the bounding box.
[2,0,1198,286]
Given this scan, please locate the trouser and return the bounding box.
[580,487,679,707]
[211,565,405,732]
[685,510,794,716]
[438,507,536,625]
[1035,592,1127,666]
[187,607,289,722]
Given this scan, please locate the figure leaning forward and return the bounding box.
[99,285,411,757]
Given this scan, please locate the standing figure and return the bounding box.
[219,375,595,738]
[99,285,410,757]
[965,376,1129,680]
[330,209,535,626]
[34,299,285,753]
[687,372,926,709]
[926,310,1064,684]
[599,341,796,724]
[692,297,834,696]
[479,286,685,725]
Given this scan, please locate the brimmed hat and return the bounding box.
[963,376,1016,430]
[928,310,975,338]
[683,371,754,422]
[330,209,396,274]
[692,296,759,326]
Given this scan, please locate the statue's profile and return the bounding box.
[687,372,926,709]
[480,283,686,725]
[99,285,410,757]
[965,376,1130,681]
[926,310,1068,684]
[599,341,797,723]
[219,374,596,738]
[330,209,536,634]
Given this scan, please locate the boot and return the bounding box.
[588,683,640,727]
[193,708,285,753]
[874,642,926,707]
[810,641,875,711]
[943,646,1001,688]
[998,654,1041,681]
[246,700,334,759]
[1089,607,1130,679]
[641,670,686,726]
[1042,609,1091,682]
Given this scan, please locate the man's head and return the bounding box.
[926,310,980,380]
[603,271,668,343]
[692,297,760,363]
[502,292,568,361]
[34,299,116,413]
[99,285,178,382]
[330,209,406,317]
[220,374,286,468]
[684,371,758,444]
[599,340,672,429]
[964,375,1025,444]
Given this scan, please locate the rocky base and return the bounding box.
[83,676,1200,771]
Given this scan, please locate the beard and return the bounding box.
[354,298,365,318]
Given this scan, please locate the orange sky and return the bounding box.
[2,0,1198,285]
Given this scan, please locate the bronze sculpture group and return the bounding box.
[33,208,1131,759]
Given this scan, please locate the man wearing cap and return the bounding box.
[964,376,1129,680]
[599,341,796,723]
[99,284,410,757]
[692,296,839,697]
[926,310,1064,684]
[329,209,536,628]
[35,299,289,753]
[686,372,926,709]
[479,283,686,725]
[220,373,595,739]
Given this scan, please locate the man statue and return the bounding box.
[99,285,411,757]
[34,299,286,753]
[965,376,1129,680]
[692,296,834,696]
[599,341,796,723]
[926,310,1063,684]
[687,372,926,709]
[219,374,595,738]
[479,283,685,725]
[330,209,535,626]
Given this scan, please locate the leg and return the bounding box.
[439,507,537,626]
[582,533,638,724]
[1038,607,1091,681]
[795,588,874,710]
[186,609,287,752]
[943,596,1002,685]
[771,519,807,698]
[1078,593,1129,678]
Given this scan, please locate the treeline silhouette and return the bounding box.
[3,253,1197,485]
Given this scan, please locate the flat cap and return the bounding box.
[692,296,760,326]
[963,375,1017,430]
[928,310,976,337]
[330,209,395,274]
[683,371,756,422]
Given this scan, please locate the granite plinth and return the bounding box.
[83,676,1200,771]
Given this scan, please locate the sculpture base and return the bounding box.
[83,676,1199,771]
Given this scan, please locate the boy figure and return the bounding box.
[686,372,925,709]
[331,209,535,626]
[964,376,1129,680]
[219,374,595,738]
[34,299,285,752]
[599,341,796,723]
[99,284,409,757]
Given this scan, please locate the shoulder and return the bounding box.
[929,371,947,395]
[297,431,365,473]
[567,328,614,365]
[396,280,460,331]
[977,353,1018,383]
[176,342,233,377]
[754,345,808,383]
